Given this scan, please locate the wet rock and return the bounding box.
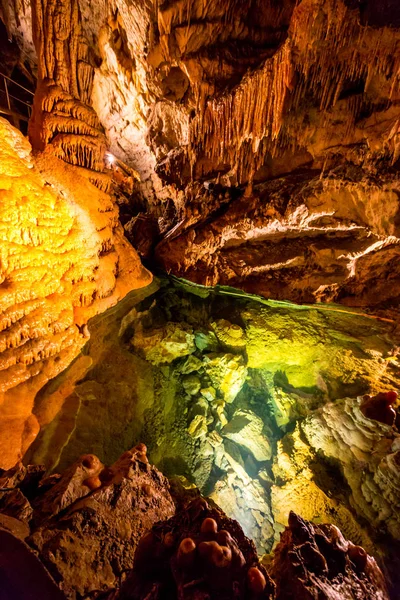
[203,353,247,404]
[179,355,204,375]
[188,398,209,421]
[0,452,392,600]
[0,513,30,540]
[211,319,247,352]
[215,407,229,428]
[182,374,202,395]
[0,463,29,490]
[201,386,217,402]
[213,442,275,554]
[131,322,196,365]
[31,453,104,521]
[301,396,400,539]
[187,414,208,439]
[0,462,45,524]
[271,391,400,588]
[195,330,220,352]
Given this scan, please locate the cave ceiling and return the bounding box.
[3,0,400,311]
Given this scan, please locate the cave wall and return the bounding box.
[0,117,151,469]
[5,0,400,307]
[0,2,399,592]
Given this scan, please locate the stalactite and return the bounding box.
[29,0,109,186]
[183,0,400,185]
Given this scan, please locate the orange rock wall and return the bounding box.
[0,117,151,469]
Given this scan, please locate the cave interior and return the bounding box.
[0,0,400,599]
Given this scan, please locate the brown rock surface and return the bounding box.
[155,170,400,306]
[269,512,390,600]
[28,444,175,598]
[116,495,275,600]
[271,392,400,593]
[0,444,175,599]
[0,450,393,600]
[114,501,390,600]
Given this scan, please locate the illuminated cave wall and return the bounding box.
[6,0,400,306]
[26,277,400,561]
[0,117,151,469]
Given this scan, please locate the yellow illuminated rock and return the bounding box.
[0,117,151,468]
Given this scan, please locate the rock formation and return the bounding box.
[270,512,390,600]
[0,449,391,600]
[116,496,275,600]
[271,391,400,593]
[19,278,400,583]
[0,444,175,598]
[0,117,151,469]
[28,0,110,190]
[0,1,400,599]
[5,0,400,307]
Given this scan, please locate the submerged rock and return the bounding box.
[203,353,247,404]
[182,374,202,396]
[211,319,247,352]
[187,414,208,439]
[223,409,272,462]
[212,441,275,555]
[131,322,196,365]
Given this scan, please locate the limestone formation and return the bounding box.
[1,2,400,598]
[270,512,390,600]
[211,437,275,555]
[0,464,391,600]
[0,444,175,599]
[301,395,400,540]
[5,0,400,306]
[0,117,151,469]
[131,319,196,365]
[116,496,276,600]
[22,279,399,573]
[156,172,400,306]
[271,392,400,590]
[28,0,108,185]
[222,410,272,462]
